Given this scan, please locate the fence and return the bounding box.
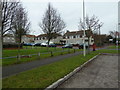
[2,49,76,60]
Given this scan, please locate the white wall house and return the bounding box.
[3,34,15,43]
[3,30,94,45]
[63,30,94,45]
[3,34,36,44]
[22,35,36,43]
[35,33,63,44]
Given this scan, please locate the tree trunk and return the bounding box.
[88,37,90,54]
[17,42,20,61]
[0,14,2,67]
[17,35,21,62]
[47,39,50,51]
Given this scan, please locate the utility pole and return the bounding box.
[0,1,2,90]
[116,24,118,47]
[83,0,86,56]
[99,24,101,47]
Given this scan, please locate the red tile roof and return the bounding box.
[24,35,36,38]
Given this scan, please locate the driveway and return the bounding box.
[57,54,118,88]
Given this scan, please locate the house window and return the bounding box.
[73,36,76,38]
[43,37,45,40]
[36,37,38,40]
[80,35,82,38]
[67,36,69,39]
[85,40,88,42]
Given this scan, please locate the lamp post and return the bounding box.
[83,0,86,56]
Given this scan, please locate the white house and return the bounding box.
[22,35,36,43]
[3,30,94,45]
[35,33,63,44]
[3,34,15,43]
[63,30,94,45]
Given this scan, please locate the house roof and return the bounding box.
[37,34,46,37]
[92,34,107,39]
[64,30,93,36]
[37,33,62,37]
[24,35,36,38]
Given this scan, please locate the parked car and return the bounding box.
[35,43,41,46]
[62,44,73,48]
[48,43,56,47]
[23,43,28,46]
[41,43,47,47]
[23,43,35,46]
[78,44,89,49]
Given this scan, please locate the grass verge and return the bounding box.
[2,49,118,88]
[3,48,81,66]
[107,45,120,49]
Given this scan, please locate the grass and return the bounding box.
[107,45,120,49]
[2,52,98,88]
[2,49,118,88]
[3,47,82,66]
[96,49,119,54]
[3,47,62,57]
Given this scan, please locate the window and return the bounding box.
[67,36,69,39]
[36,37,38,40]
[85,40,88,42]
[73,36,76,38]
[80,35,82,38]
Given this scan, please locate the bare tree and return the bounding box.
[12,3,30,44]
[0,0,2,63]
[79,15,103,34]
[39,3,66,46]
[78,15,103,52]
[12,3,30,61]
[1,0,19,37]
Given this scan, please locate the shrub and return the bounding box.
[3,42,23,49]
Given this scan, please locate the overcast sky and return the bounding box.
[21,0,118,36]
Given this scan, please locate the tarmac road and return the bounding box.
[57,54,118,88]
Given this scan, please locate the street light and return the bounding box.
[83,0,86,56]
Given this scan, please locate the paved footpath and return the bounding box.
[2,51,82,78]
[57,54,118,88]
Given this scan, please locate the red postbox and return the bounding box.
[92,43,96,51]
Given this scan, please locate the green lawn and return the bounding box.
[2,49,118,88]
[97,49,118,54]
[3,47,82,66]
[3,47,62,57]
[107,45,120,49]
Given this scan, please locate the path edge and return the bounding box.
[45,53,101,90]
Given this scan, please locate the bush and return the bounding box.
[3,42,23,49]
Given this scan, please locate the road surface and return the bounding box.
[58,54,118,88]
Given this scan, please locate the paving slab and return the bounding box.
[57,54,118,88]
